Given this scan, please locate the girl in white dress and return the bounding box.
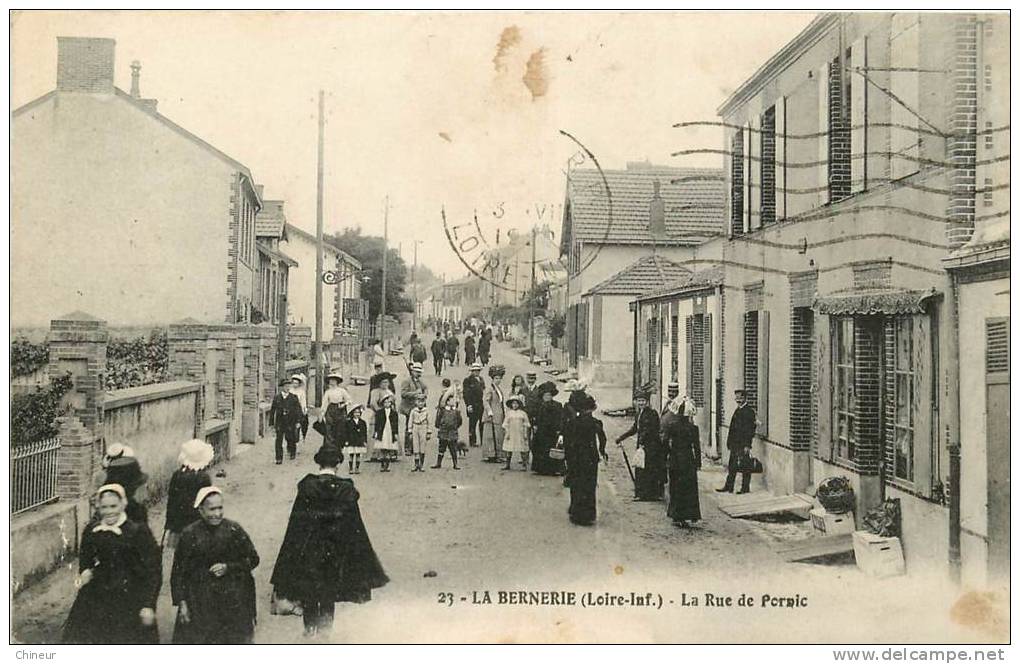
[502,394,531,471]
[373,394,400,472]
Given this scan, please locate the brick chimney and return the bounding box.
[56,37,115,94]
[130,60,141,97]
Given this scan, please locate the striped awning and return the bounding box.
[812,288,940,316]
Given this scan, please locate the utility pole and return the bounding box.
[314,89,325,405]
[380,196,389,351]
[529,225,537,364]
[412,240,420,332]
[277,292,288,385]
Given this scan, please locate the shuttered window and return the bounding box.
[833,317,856,462]
[891,317,916,482]
[986,318,1009,375]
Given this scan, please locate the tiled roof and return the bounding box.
[257,241,298,267]
[257,200,286,239]
[585,255,691,297]
[636,264,725,302]
[564,165,725,249]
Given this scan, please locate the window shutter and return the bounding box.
[912,314,933,496]
[815,314,833,461]
[566,304,576,362]
[851,37,867,193]
[749,116,761,230]
[757,310,770,437]
[985,318,1009,378]
[775,96,787,221]
[592,295,603,361]
[819,64,830,205]
[743,124,752,233]
[579,302,589,357]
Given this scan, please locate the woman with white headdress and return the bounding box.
[62,484,161,644]
[170,486,259,644]
[662,395,702,527]
[162,439,215,549]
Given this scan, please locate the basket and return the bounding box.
[549,447,565,461]
[816,476,855,514]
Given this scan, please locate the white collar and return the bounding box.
[93,512,128,535]
[319,468,337,476]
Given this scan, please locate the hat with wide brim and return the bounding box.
[179,438,215,471]
[537,381,559,397]
[488,365,506,378]
[469,362,482,371]
[326,371,344,383]
[104,457,148,493]
[409,362,423,372]
[314,446,344,468]
[505,394,525,408]
[293,373,308,384]
[347,404,365,418]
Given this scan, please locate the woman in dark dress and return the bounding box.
[663,397,702,527]
[163,439,214,549]
[616,389,665,501]
[565,394,607,526]
[271,447,389,638]
[62,484,161,644]
[463,333,476,366]
[103,456,150,524]
[531,382,564,476]
[171,487,259,644]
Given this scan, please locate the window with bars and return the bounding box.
[833,317,856,462]
[892,317,915,482]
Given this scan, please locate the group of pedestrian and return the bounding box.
[63,433,388,644]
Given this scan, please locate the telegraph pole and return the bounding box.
[529,225,537,363]
[412,240,422,332]
[314,90,325,405]
[380,196,389,351]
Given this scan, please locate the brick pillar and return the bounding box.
[168,320,210,433]
[947,14,978,249]
[853,315,884,521]
[48,312,108,500]
[828,58,852,202]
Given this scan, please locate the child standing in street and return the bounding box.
[373,394,400,472]
[408,394,431,472]
[343,404,368,474]
[502,394,531,471]
[433,394,463,470]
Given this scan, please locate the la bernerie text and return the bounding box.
[437,591,808,609]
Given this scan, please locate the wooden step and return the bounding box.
[716,493,814,519]
[775,533,855,562]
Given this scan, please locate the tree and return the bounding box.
[325,228,411,319]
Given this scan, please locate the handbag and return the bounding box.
[632,447,645,469]
[738,453,764,474]
[312,419,327,437]
[270,590,303,616]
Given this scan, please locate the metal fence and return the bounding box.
[11,437,61,515]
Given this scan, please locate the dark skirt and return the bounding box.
[633,448,666,501]
[667,461,702,522]
[531,436,565,476]
[568,462,598,525]
[63,585,159,644]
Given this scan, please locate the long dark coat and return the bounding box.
[621,407,664,500]
[531,400,564,476]
[664,415,702,523]
[62,519,161,644]
[170,518,259,644]
[726,403,757,451]
[270,474,389,604]
[270,392,303,444]
[163,468,212,535]
[566,413,606,525]
[463,336,477,365]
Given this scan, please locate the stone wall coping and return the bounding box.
[203,418,230,435]
[105,380,200,410]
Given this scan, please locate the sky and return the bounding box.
[11,10,815,279]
